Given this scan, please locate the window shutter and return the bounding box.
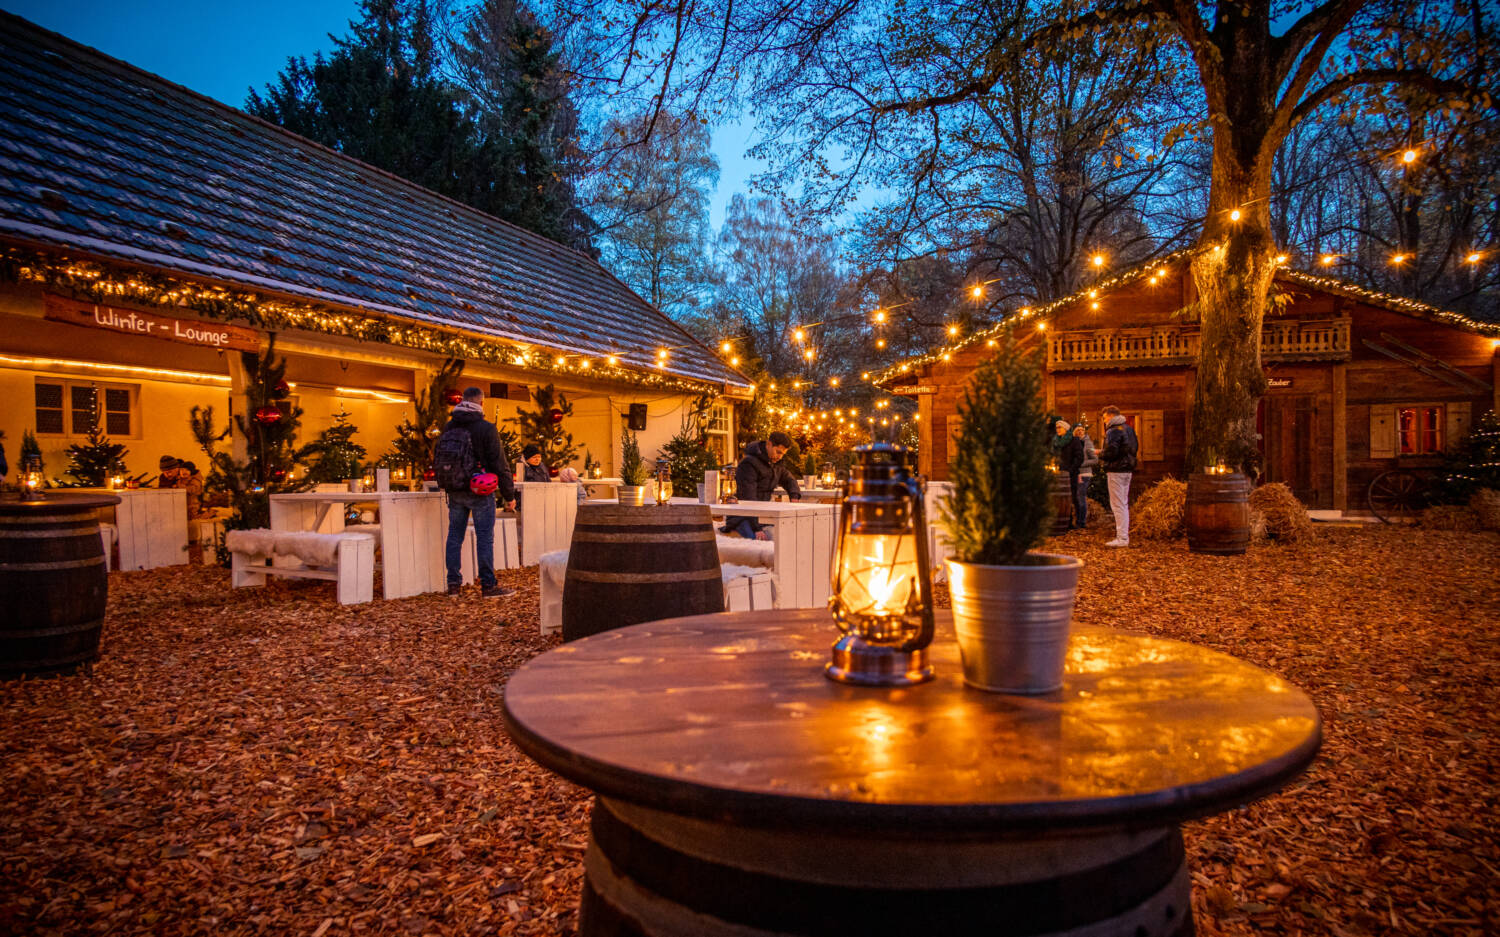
[1369,407,1395,459]
[946,415,963,467]
[1140,410,1164,461]
[1445,402,1471,452]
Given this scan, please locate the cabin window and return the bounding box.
[1397,405,1443,455]
[704,403,732,461]
[35,380,138,437]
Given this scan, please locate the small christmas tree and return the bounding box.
[660,393,719,491]
[60,419,129,487]
[20,429,43,478]
[508,383,579,470]
[387,359,464,475]
[190,336,309,553]
[1434,409,1500,503]
[299,408,367,484]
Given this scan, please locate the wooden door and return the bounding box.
[1258,395,1318,503]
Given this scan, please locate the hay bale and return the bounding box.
[1248,508,1268,544]
[1248,483,1314,543]
[1472,488,1500,531]
[1132,477,1187,540]
[1421,504,1481,531]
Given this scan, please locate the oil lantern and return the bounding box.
[826,442,935,686]
[653,457,673,505]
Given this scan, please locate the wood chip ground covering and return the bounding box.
[2,525,1496,936]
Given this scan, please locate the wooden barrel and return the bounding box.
[562,503,724,642]
[1185,473,1251,555]
[1048,472,1074,536]
[582,798,1192,937]
[0,493,120,678]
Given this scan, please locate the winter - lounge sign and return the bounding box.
[44,294,260,352]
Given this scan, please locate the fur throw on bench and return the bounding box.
[714,535,774,569]
[226,529,374,568]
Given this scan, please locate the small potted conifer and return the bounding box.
[940,331,1084,693]
[618,429,649,506]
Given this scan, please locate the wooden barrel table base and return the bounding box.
[1185,472,1251,556]
[582,799,1191,937]
[503,611,1321,937]
[0,493,120,678]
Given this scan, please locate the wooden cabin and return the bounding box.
[876,252,1500,514]
[0,13,751,481]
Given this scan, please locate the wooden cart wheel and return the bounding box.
[1367,470,1427,524]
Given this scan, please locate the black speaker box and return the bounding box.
[628,403,647,430]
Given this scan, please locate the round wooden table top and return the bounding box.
[0,492,122,515]
[502,609,1322,835]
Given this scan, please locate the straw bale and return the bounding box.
[1420,504,1481,531]
[1132,477,1187,540]
[1248,508,1268,544]
[1248,483,1314,542]
[1472,488,1500,531]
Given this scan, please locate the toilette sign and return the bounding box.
[44,294,260,352]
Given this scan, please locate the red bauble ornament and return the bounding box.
[271,380,291,400]
[548,407,564,424]
[548,467,559,478]
[442,387,463,406]
[254,405,284,425]
[270,468,287,482]
[422,468,436,481]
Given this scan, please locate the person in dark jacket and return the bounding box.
[520,444,551,483]
[443,387,517,597]
[723,431,800,539]
[1055,420,1087,529]
[1098,405,1138,547]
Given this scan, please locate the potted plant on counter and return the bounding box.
[940,331,1083,694]
[618,429,649,506]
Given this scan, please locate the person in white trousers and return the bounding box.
[1098,405,1138,547]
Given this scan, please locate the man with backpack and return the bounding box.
[1099,405,1138,547]
[434,387,516,597]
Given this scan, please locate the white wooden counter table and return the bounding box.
[515,481,580,566]
[678,498,838,610]
[269,491,449,600]
[77,487,188,570]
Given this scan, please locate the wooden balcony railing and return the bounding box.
[1047,317,1350,370]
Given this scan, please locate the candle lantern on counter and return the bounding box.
[109,474,124,490]
[590,463,603,479]
[819,461,837,488]
[22,469,44,501]
[717,463,737,501]
[361,471,375,492]
[652,458,673,505]
[826,442,935,687]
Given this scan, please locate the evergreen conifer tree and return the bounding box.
[387,359,464,475]
[299,408,368,484]
[61,420,129,487]
[1436,410,1500,502]
[507,383,578,470]
[190,336,309,545]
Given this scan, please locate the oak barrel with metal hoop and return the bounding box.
[562,503,723,642]
[1185,473,1251,556]
[1049,471,1075,536]
[0,493,120,678]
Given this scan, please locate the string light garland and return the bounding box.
[2,247,743,396]
[867,246,1498,388]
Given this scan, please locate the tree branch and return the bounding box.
[1289,68,1469,128]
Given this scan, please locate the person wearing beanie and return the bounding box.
[521,443,550,483]
[157,455,207,522]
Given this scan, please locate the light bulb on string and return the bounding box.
[1402,148,1418,164]
[1091,253,1105,268]
[1229,208,1242,222]
[720,340,732,354]
[970,284,984,299]
[875,338,886,349]
[793,328,806,343]
[1390,254,1407,265]
[1320,254,1338,266]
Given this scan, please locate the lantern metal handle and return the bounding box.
[898,467,936,653]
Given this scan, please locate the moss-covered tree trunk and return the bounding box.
[1187,151,1277,474]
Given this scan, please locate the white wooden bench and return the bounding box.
[227,529,376,605]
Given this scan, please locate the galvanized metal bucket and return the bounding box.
[946,553,1083,694]
[617,486,646,507]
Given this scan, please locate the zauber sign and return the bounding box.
[44,294,260,352]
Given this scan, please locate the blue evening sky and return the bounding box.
[0,0,764,231]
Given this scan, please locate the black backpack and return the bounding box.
[432,425,478,492]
